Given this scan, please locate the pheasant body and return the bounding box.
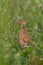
[18,19,31,49]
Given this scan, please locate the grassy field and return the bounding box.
[0,0,43,65]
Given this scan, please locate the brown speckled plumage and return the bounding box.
[18,19,31,49]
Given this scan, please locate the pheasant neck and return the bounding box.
[21,25,25,28]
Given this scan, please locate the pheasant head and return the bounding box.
[19,19,26,28]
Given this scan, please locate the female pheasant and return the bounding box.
[18,19,31,49]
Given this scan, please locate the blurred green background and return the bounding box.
[0,0,43,65]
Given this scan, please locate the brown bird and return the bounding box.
[18,19,31,49]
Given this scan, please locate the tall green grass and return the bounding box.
[0,0,43,65]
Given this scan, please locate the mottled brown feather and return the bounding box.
[18,19,31,49]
